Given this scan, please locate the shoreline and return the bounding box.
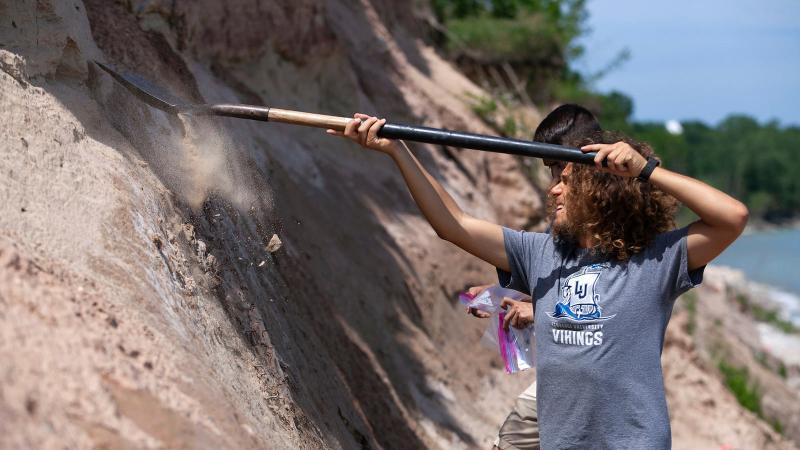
[708,265,800,327]
[706,265,800,381]
[712,226,800,296]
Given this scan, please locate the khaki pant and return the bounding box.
[494,382,539,450]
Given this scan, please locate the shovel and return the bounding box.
[94,61,599,165]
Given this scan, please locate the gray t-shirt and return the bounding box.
[499,226,704,450]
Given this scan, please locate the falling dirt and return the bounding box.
[174,114,255,211]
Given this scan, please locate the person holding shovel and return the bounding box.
[327,104,748,449]
[464,104,602,450]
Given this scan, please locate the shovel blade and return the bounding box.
[94,61,190,114]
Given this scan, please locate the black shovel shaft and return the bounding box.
[190,105,598,164]
[378,123,595,164]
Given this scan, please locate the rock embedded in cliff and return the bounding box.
[266,234,282,253]
[0,50,29,86]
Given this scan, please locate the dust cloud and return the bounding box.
[94,64,258,213]
[173,115,255,211]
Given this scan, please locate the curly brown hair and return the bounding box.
[555,131,679,260]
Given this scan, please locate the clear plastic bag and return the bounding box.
[459,285,535,373]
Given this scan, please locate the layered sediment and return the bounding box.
[0,1,795,448]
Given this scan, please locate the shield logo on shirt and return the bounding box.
[549,264,616,322]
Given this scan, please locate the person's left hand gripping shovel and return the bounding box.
[326,113,396,154]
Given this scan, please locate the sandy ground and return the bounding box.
[0,1,796,449]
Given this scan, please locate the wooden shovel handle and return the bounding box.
[197,105,352,131]
[268,108,351,131]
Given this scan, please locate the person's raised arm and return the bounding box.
[582,142,749,270]
[328,114,509,271]
[647,168,748,270]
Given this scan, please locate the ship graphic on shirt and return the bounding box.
[548,264,616,322]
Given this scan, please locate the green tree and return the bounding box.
[491,0,518,18]
[432,0,590,104]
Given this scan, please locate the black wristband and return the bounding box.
[637,157,660,181]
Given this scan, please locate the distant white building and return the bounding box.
[665,120,684,135]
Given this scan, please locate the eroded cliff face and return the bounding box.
[0,1,793,449]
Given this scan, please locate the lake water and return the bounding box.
[713,227,800,296]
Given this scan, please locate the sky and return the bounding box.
[577,0,800,126]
